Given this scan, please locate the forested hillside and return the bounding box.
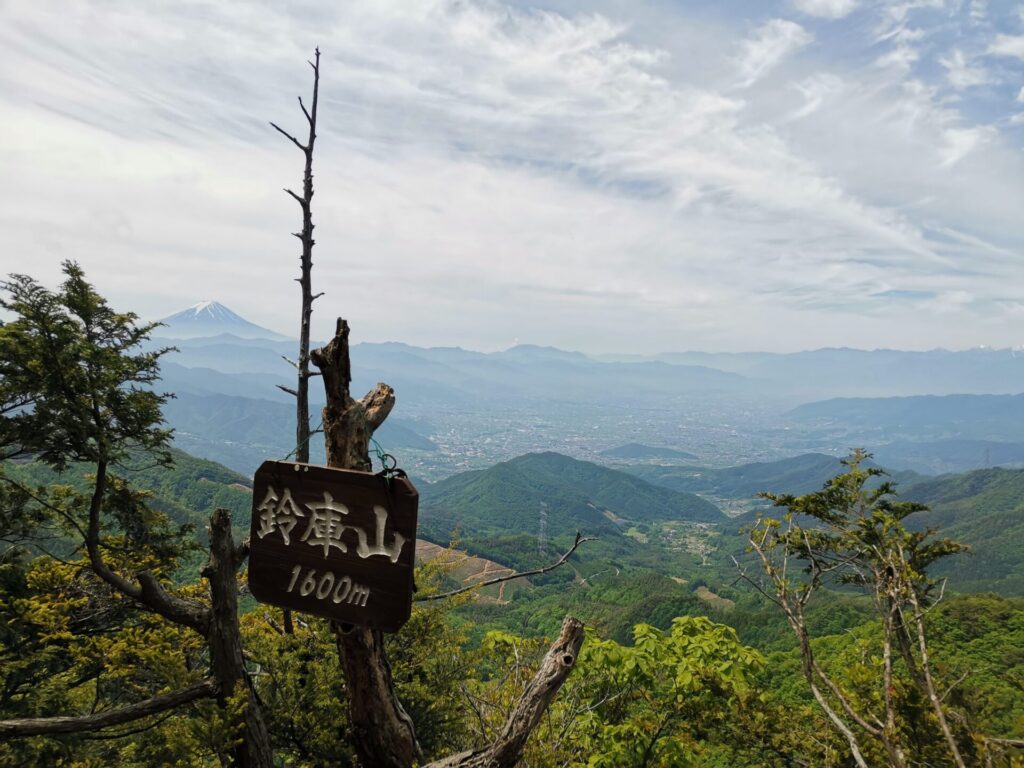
[4,448,252,539]
[420,451,721,539]
[5,416,1024,764]
[905,467,1024,594]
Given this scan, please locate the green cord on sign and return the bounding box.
[370,436,397,473]
[370,436,401,496]
[282,419,324,462]
[281,419,397,481]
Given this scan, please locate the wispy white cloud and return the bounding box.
[876,44,921,71]
[990,33,1024,58]
[788,73,844,120]
[792,0,858,20]
[735,19,813,89]
[0,0,1021,354]
[941,48,991,89]
[940,126,994,166]
[876,0,945,41]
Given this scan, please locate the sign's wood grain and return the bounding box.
[247,461,418,631]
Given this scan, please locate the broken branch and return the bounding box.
[424,616,585,768]
[0,679,217,737]
[417,532,594,602]
[269,122,306,152]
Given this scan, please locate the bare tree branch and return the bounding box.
[269,122,306,152]
[0,679,217,737]
[985,737,1024,748]
[85,461,210,634]
[417,532,594,602]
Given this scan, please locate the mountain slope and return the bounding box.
[3,448,253,544]
[156,301,288,340]
[624,453,922,501]
[623,453,855,498]
[162,391,437,474]
[419,451,721,544]
[872,439,1024,475]
[903,467,1024,594]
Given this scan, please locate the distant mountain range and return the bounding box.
[155,301,288,340]
[162,391,437,475]
[142,303,1024,497]
[605,347,1024,398]
[871,439,1024,475]
[788,393,1024,442]
[622,452,923,499]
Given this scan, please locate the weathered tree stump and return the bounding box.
[311,317,586,768]
[311,318,420,767]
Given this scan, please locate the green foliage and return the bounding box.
[905,466,1024,593]
[0,264,226,766]
[421,451,720,547]
[745,450,991,766]
[459,616,787,768]
[2,267,1021,766]
[928,594,1024,739]
[237,559,472,765]
[0,554,216,768]
[456,570,711,646]
[0,262,172,470]
[573,617,764,767]
[5,446,252,546]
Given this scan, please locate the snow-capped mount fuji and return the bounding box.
[155,301,289,340]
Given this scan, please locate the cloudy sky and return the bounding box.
[1,0,1023,353]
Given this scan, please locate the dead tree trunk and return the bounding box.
[311,318,419,767]
[424,616,585,768]
[203,508,274,768]
[271,47,321,466]
[272,47,322,637]
[311,318,586,768]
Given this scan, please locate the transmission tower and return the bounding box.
[538,501,548,555]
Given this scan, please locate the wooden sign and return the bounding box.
[247,461,418,632]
